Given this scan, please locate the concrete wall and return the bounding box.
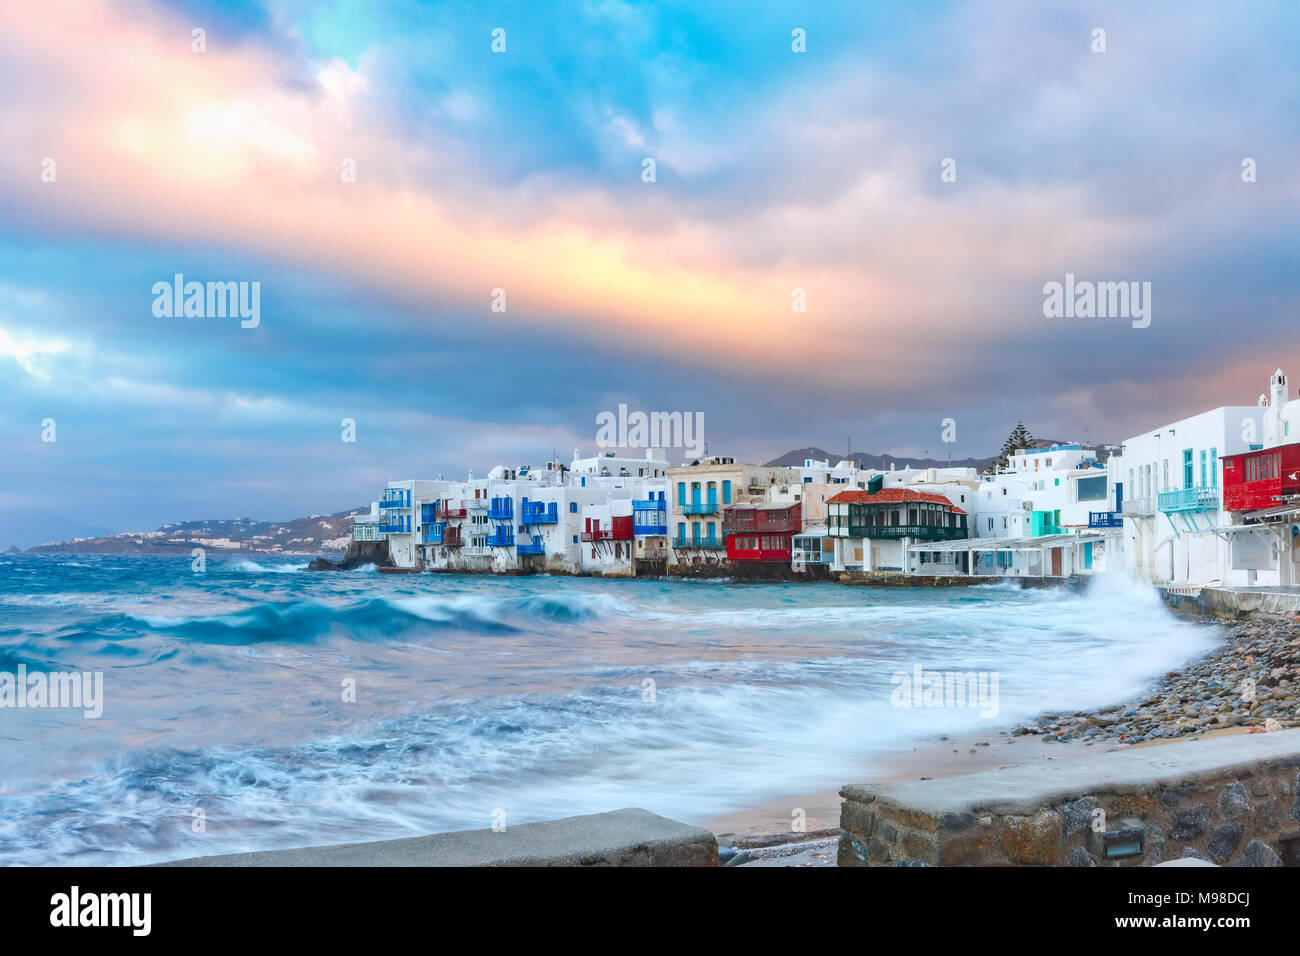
[839,730,1300,866]
[158,808,718,868]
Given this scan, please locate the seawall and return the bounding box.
[839,729,1300,866]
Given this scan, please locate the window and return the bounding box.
[677,482,686,506]
[569,502,577,513]
[1200,450,1207,488]
[572,535,578,543]
[1183,449,1193,488]
[722,480,732,504]
[1210,448,1218,487]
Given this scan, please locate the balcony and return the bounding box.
[465,499,488,511]
[723,514,801,535]
[1088,511,1123,528]
[422,525,462,546]
[520,502,558,524]
[441,506,467,519]
[1122,497,1156,516]
[485,530,516,548]
[632,501,667,535]
[517,538,545,555]
[488,501,514,521]
[681,501,719,515]
[1158,486,1219,513]
[378,519,410,534]
[674,538,724,549]
[379,492,411,509]
[846,524,967,541]
[462,545,491,557]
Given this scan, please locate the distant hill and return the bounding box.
[765,438,1109,473]
[23,507,369,556]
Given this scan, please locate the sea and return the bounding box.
[0,553,1219,865]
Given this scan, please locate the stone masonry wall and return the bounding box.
[840,744,1300,866]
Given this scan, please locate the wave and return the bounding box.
[230,559,308,574]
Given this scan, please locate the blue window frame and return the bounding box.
[722,480,731,504]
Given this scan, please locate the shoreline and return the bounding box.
[707,611,1300,861]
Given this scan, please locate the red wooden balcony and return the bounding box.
[1222,443,1300,512]
[722,503,801,536]
[581,515,633,542]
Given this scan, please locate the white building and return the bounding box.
[1114,403,1267,586]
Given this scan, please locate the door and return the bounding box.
[1050,548,1062,576]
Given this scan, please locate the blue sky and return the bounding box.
[0,0,1298,547]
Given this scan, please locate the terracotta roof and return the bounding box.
[827,488,966,515]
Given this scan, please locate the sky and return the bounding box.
[1,0,1298,546]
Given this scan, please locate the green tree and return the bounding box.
[995,421,1033,471]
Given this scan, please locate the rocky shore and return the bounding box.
[1014,615,1300,745]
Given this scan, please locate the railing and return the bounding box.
[465,500,488,511]
[724,516,801,534]
[378,519,411,534]
[441,506,467,519]
[581,528,632,542]
[1122,497,1155,516]
[846,524,967,541]
[488,502,514,521]
[462,545,491,556]
[1158,486,1219,513]
[674,538,724,549]
[1088,511,1123,528]
[681,502,718,515]
[379,492,411,509]
[516,539,545,555]
[520,503,558,524]
[485,530,515,547]
[633,521,668,535]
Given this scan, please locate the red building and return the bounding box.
[1221,443,1300,512]
[724,502,801,562]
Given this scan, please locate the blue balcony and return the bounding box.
[420,503,439,522]
[517,536,545,555]
[1158,486,1219,513]
[422,522,446,544]
[520,501,558,524]
[1088,511,1123,528]
[379,491,411,509]
[485,529,516,548]
[675,537,723,549]
[379,518,411,534]
[633,500,668,535]
[681,501,718,515]
[488,499,514,521]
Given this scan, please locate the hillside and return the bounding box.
[23,507,369,555]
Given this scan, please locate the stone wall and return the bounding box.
[839,730,1300,866]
